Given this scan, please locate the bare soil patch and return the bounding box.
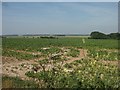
[2,56,43,80]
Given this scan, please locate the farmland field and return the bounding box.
[2,36,120,88]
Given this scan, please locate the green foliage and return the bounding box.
[40,36,58,39]
[85,39,118,49]
[90,31,109,39]
[38,59,49,64]
[64,63,73,69]
[2,76,39,88]
[39,47,61,55]
[25,71,36,78]
[88,49,118,60]
[108,33,120,40]
[2,37,119,88]
[25,59,119,88]
[2,50,41,60]
[90,31,120,40]
[67,48,80,57]
[2,37,119,51]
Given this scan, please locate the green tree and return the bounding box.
[90,31,108,39]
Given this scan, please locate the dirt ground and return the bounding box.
[2,56,38,79]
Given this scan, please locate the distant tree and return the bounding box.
[107,33,120,40]
[90,31,109,39]
[89,31,120,40]
[40,36,57,39]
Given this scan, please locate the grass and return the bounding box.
[2,37,119,51]
[39,47,61,55]
[67,48,80,57]
[2,76,39,88]
[2,37,120,88]
[25,58,119,88]
[88,49,118,60]
[2,50,41,60]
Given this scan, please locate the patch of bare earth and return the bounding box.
[2,56,43,80]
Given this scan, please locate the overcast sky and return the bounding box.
[2,2,118,35]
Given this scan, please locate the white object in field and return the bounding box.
[82,38,85,44]
[42,47,50,50]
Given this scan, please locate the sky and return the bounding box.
[2,2,118,35]
[2,0,120,2]
[0,2,2,35]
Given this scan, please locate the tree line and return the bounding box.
[89,31,120,39]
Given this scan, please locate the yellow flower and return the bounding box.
[78,70,81,73]
[100,74,104,79]
[63,68,67,72]
[105,66,108,69]
[93,60,96,65]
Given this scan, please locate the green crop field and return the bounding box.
[2,36,120,88]
[2,37,119,50]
